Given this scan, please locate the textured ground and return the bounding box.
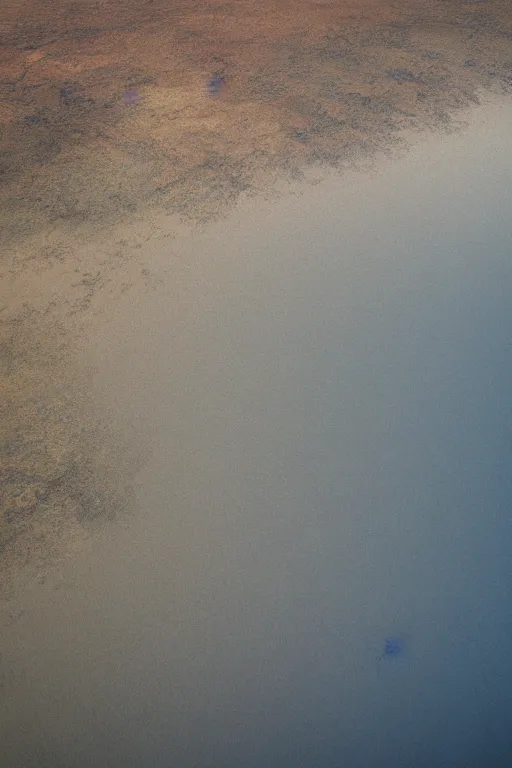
[1,0,511,586]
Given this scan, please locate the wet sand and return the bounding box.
[0,0,511,655]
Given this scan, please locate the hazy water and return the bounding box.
[2,96,512,767]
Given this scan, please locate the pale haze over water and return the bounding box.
[1,96,512,767]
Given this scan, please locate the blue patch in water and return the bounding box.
[383,637,404,656]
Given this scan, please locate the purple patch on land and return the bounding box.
[123,89,140,105]
[207,76,225,97]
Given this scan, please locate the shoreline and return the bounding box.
[1,0,511,586]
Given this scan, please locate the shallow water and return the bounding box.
[1,96,512,767]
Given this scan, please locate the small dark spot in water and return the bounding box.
[383,637,404,657]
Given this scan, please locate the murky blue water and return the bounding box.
[1,96,512,767]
